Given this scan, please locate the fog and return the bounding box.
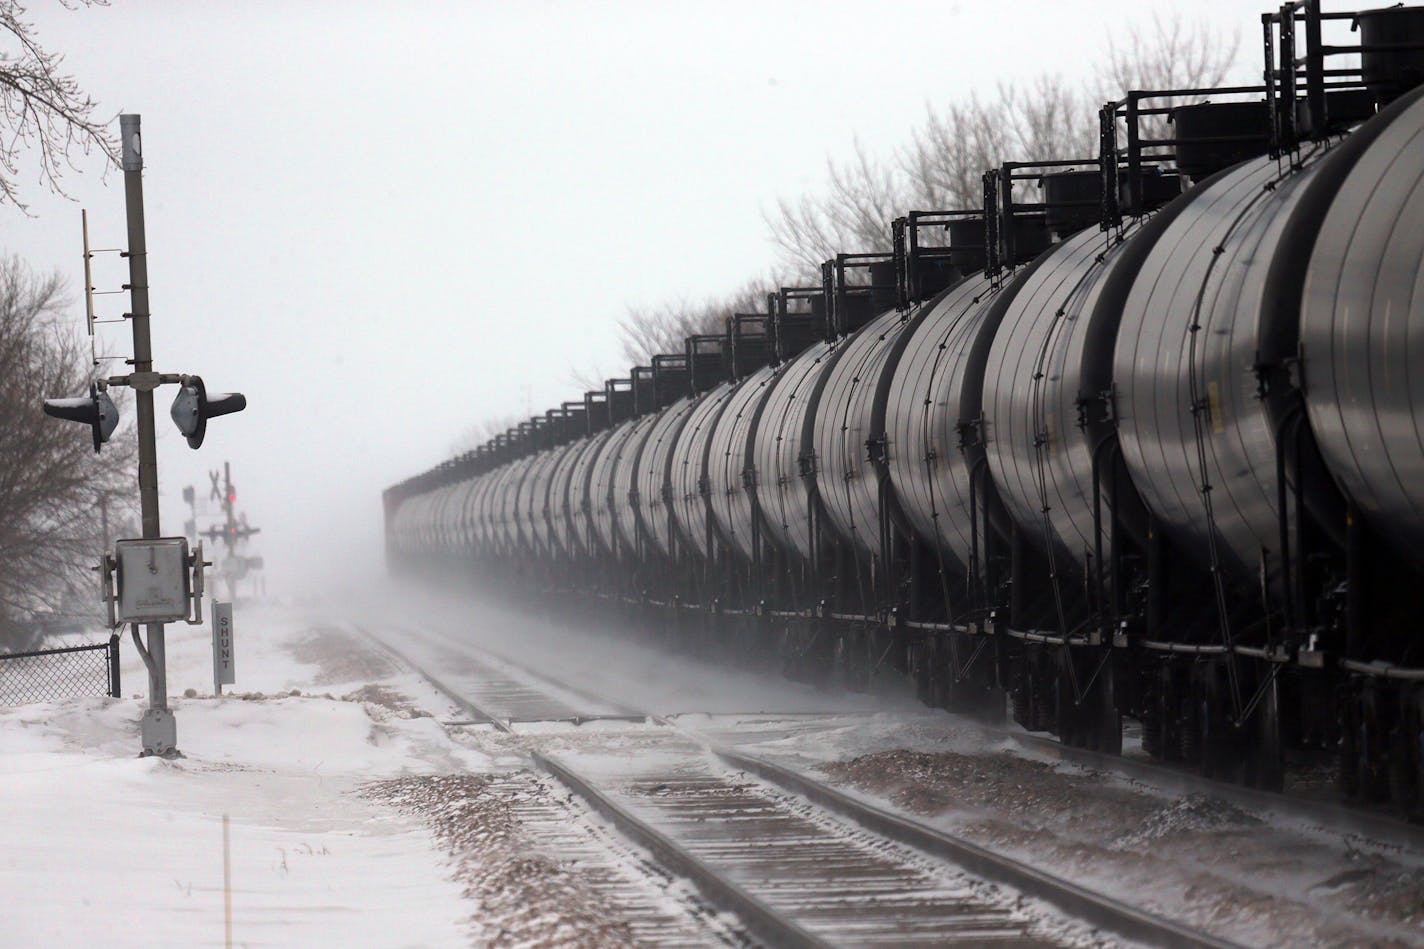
[6,0,1253,595]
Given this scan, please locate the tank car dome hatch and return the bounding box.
[1168,101,1270,181]
[913,255,960,302]
[706,364,779,560]
[1123,167,1183,215]
[1356,5,1424,105]
[1004,213,1052,265]
[945,217,988,273]
[867,259,898,312]
[773,303,824,364]
[728,314,774,379]
[1039,171,1103,238]
[1300,85,1424,568]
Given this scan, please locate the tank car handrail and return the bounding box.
[1340,659,1424,682]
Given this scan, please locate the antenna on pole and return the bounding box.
[82,209,97,366]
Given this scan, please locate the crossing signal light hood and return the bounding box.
[43,383,119,452]
[170,375,246,449]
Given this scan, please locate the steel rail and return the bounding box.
[355,623,827,947]
[533,751,831,949]
[716,748,1240,949]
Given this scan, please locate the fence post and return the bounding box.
[108,632,121,698]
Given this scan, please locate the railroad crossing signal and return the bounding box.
[170,375,246,449]
[36,113,247,757]
[45,374,244,451]
[202,463,261,547]
[42,382,119,452]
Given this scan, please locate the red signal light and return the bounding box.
[228,492,235,502]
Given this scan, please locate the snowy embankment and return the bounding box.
[0,603,482,949]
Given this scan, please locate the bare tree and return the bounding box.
[449,413,525,455]
[768,16,1238,274]
[473,14,1240,446]
[767,140,907,276]
[1,0,117,210]
[617,274,777,366]
[1103,13,1241,102]
[902,75,1097,212]
[1101,12,1241,143]
[0,256,134,648]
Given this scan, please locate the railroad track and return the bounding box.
[355,622,1237,949]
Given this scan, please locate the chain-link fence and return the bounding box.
[0,636,121,706]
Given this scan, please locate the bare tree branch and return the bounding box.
[1101,12,1242,141]
[0,0,117,211]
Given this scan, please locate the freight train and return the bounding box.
[385,2,1424,814]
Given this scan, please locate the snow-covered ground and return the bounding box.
[0,602,482,949]
[7,586,1423,948]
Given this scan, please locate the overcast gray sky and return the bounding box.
[7,0,1256,592]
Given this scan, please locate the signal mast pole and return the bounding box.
[120,114,173,755]
[44,114,245,757]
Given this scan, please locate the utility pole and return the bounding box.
[121,114,175,756]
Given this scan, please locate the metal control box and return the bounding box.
[115,537,192,623]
